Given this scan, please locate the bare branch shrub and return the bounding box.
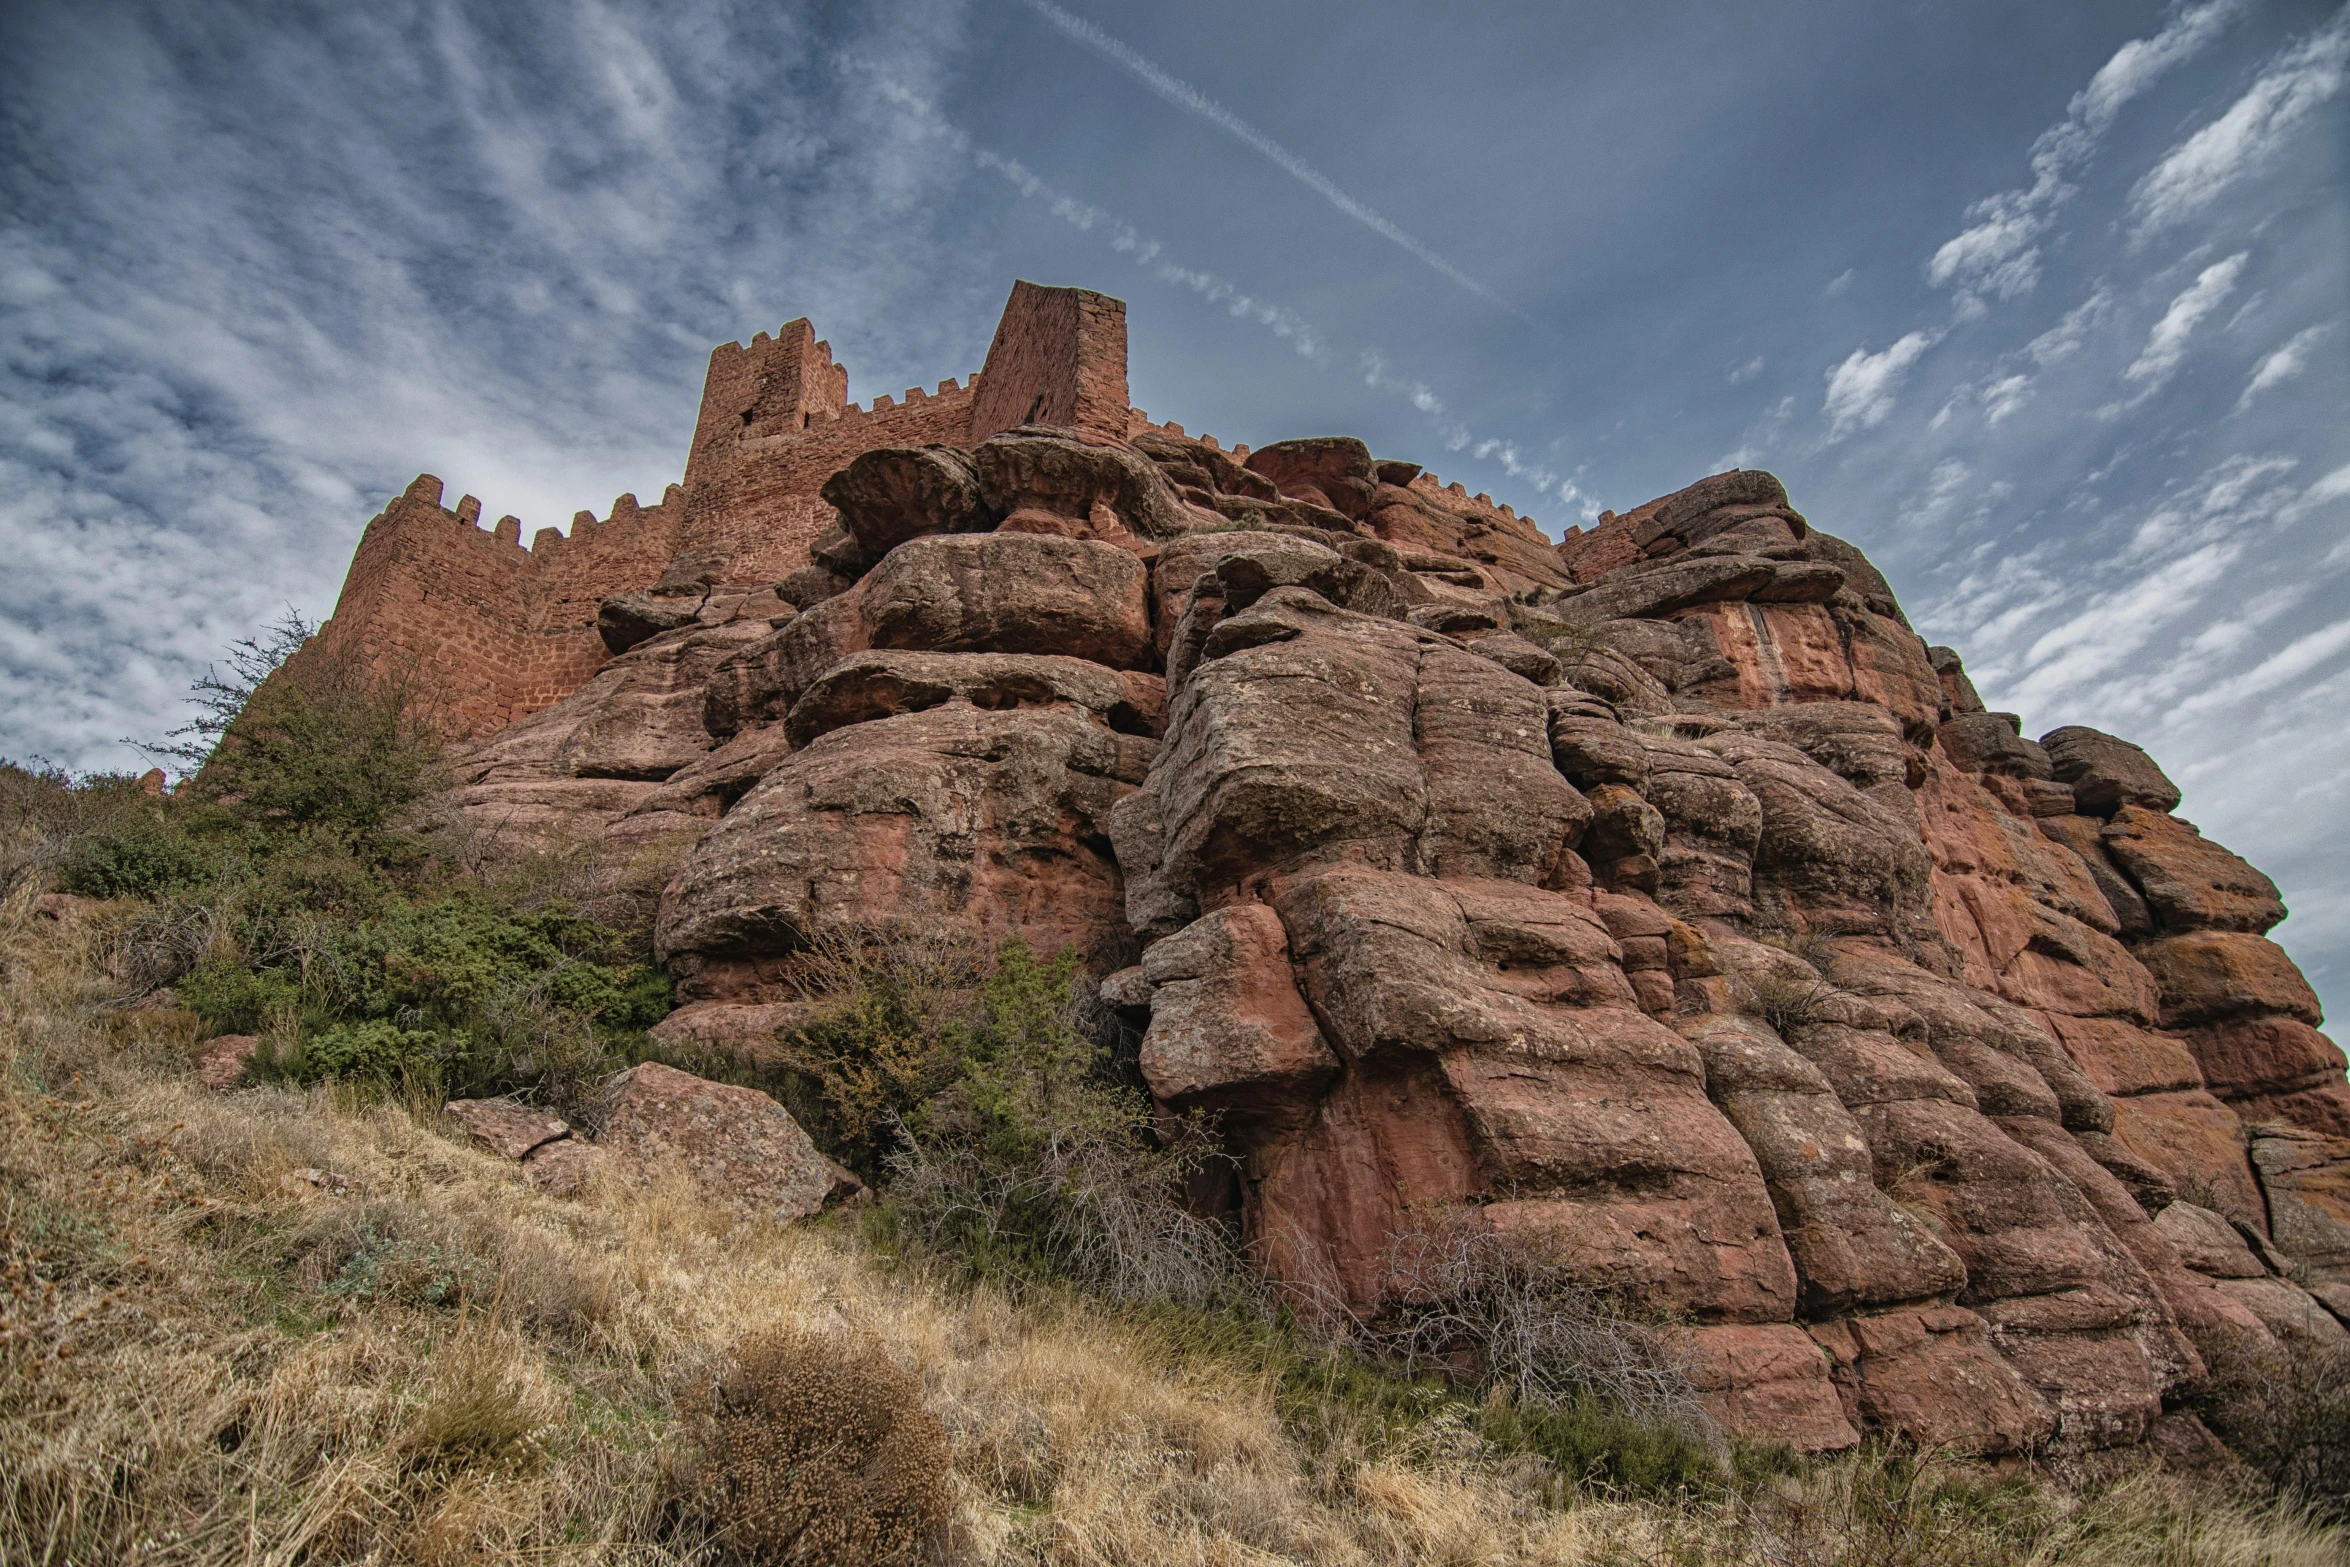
[2187,1331,2350,1522]
[685,1325,951,1566]
[1367,1210,1704,1438]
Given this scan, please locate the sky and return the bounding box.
[2,0,2345,1014]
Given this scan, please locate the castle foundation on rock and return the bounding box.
[309,280,2350,1456]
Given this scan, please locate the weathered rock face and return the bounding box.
[318,282,2347,1459]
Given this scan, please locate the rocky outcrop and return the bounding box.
[318,283,2344,1460]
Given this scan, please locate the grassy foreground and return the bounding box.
[4,906,2345,1565]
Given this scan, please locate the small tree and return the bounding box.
[155,611,441,848]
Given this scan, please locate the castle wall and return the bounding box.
[313,475,688,739]
[312,279,1139,741]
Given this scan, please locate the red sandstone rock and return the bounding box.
[820,445,991,556]
[196,1034,258,1090]
[2137,932,2324,1028]
[600,1061,833,1221]
[288,282,2350,1460]
[978,428,1194,539]
[860,532,1153,668]
[2181,1016,2347,1100]
[647,1000,822,1066]
[1678,1324,1859,1452]
[2041,726,2181,816]
[2249,1124,2350,1280]
[2099,808,2285,935]
[1807,1308,2054,1455]
[655,705,1132,984]
[782,649,1151,749]
[1243,436,1378,521]
[443,1099,571,1161]
[2110,1090,2267,1228]
[1680,1011,1966,1315]
[523,1138,607,1199]
[1136,903,1338,1113]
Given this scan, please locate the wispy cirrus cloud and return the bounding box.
[1926,0,2241,312]
[2130,7,2350,237]
[1823,331,1938,440]
[2236,322,2335,410]
[2120,250,2249,392]
[1010,0,1523,318]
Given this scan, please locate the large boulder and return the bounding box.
[1242,436,1377,520]
[974,429,1196,538]
[859,532,1153,668]
[600,1062,835,1221]
[2041,726,2181,816]
[783,649,1160,749]
[656,706,1135,984]
[2099,807,2285,934]
[820,445,992,556]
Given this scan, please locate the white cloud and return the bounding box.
[2025,286,2114,366]
[1824,269,1855,297]
[1981,374,2034,424]
[2124,251,2248,388]
[2237,323,2335,409]
[2130,11,2350,236]
[1728,355,1764,384]
[1822,331,1937,440]
[1928,0,2241,306]
[2176,616,2350,716]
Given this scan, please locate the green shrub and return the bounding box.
[1477,1391,1720,1497]
[161,611,442,852]
[769,930,984,1178]
[886,941,1248,1308]
[178,957,300,1034]
[59,818,233,899]
[273,1018,452,1091]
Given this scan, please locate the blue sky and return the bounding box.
[3,0,2346,1013]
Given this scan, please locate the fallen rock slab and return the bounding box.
[524,1138,607,1199]
[444,1098,572,1161]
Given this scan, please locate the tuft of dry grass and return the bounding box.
[3,906,2347,1566]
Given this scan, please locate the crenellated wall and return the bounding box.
[310,279,1136,739]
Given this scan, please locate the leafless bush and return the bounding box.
[97,893,231,998]
[889,1105,1256,1311]
[2188,1331,2350,1521]
[686,1325,952,1565]
[1368,1210,1704,1435]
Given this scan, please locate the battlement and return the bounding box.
[316,279,1144,739]
[1408,469,1547,542]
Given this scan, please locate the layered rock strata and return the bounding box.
[311,282,2350,1456]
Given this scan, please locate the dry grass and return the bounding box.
[3,906,2347,1566]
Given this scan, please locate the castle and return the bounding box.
[317,281,1549,737]
[305,280,2350,1458]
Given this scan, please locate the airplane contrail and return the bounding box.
[1014,0,1527,318]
